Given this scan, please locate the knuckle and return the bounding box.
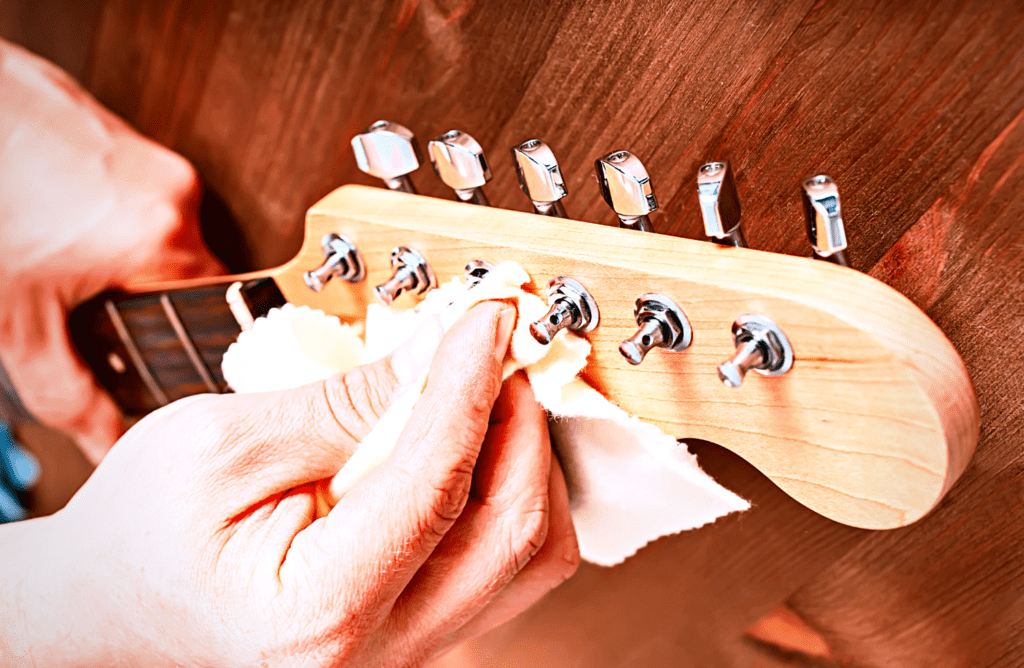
[558,532,582,580]
[419,462,475,539]
[324,364,395,439]
[160,150,201,197]
[390,459,474,554]
[506,503,549,571]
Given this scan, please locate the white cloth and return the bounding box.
[222,262,748,566]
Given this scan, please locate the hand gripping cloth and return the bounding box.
[222,262,748,565]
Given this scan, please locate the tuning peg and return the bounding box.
[595,150,657,232]
[511,139,568,217]
[717,315,793,388]
[802,175,850,267]
[350,121,423,193]
[373,247,436,306]
[528,277,600,344]
[618,293,693,365]
[464,260,495,287]
[303,233,366,292]
[428,130,492,205]
[697,161,747,248]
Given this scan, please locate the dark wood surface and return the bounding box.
[4,0,1024,665]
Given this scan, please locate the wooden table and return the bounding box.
[4,0,1022,664]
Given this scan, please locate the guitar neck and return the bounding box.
[69,277,286,415]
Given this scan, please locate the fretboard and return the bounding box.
[69,277,286,416]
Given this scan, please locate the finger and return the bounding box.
[382,371,567,660]
[282,302,516,615]
[1,295,123,463]
[116,149,227,286]
[175,314,443,496]
[437,454,580,653]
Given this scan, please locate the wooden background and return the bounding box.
[3,0,1023,665]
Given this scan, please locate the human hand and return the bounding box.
[1,303,579,667]
[0,39,224,461]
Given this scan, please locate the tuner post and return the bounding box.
[619,293,692,365]
[697,161,747,248]
[464,260,495,287]
[512,139,568,217]
[373,247,436,306]
[802,174,850,267]
[303,233,366,292]
[529,277,600,344]
[717,314,793,388]
[350,120,423,193]
[428,130,492,205]
[595,150,657,232]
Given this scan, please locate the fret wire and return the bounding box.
[159,294,221,394]
[104,300,170,407]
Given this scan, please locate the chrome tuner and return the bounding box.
[595,150,657,232]
[303,233,366,292]
[618,293,693,365]
[464,260,495,287]
[428,130,492,205]
[512,139,568,217]
[373,247,436,306]
[697,161,747,248]
[529,277,600,344]
[802,174,850,267]
[717,315,793,388]
[350,120,423,193]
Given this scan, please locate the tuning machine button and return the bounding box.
[303,233,366,292]
[428,130,492,205]
[595,150,657,232]
[512,139,568,217]
[464,260,495,287]
[373,247,436,305]
[802,175,850,267]
[529,277,600,344]
[351,121,423,193]
[618,293,693,365]
[697,161,747,248]
[717,315,793,388]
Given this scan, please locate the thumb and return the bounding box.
[0,295,123,464]
[192,314,444,493]
[281,302,517,611]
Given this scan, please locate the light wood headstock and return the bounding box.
[268,184,979,531]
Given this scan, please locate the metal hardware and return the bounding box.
[373,247,437,305]
[303,233,367,292]
[512,139,567,217]
[529,277,600,344]
[802,175,850,267]
[594,150,657,232]
[428,130,492,205]
[717,314,793,388]
[697,161,747,248]
[464,260,495,287]
[618,293,693,365]
[351,120,423,193]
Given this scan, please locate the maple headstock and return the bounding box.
[268,184,979,531]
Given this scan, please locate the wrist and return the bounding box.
[0,511,114,667]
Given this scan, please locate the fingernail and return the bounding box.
[494,306,517,366]
[390,315,444,385]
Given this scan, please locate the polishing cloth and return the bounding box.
[222,262,748,565]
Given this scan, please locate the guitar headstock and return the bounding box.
[265,183,979,531]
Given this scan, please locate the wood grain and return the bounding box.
[6,0,1024,664]
[279,184,978,529]
[784,100,1024,668]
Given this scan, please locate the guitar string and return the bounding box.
[159,293,221,394]
[104,300,170,407]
